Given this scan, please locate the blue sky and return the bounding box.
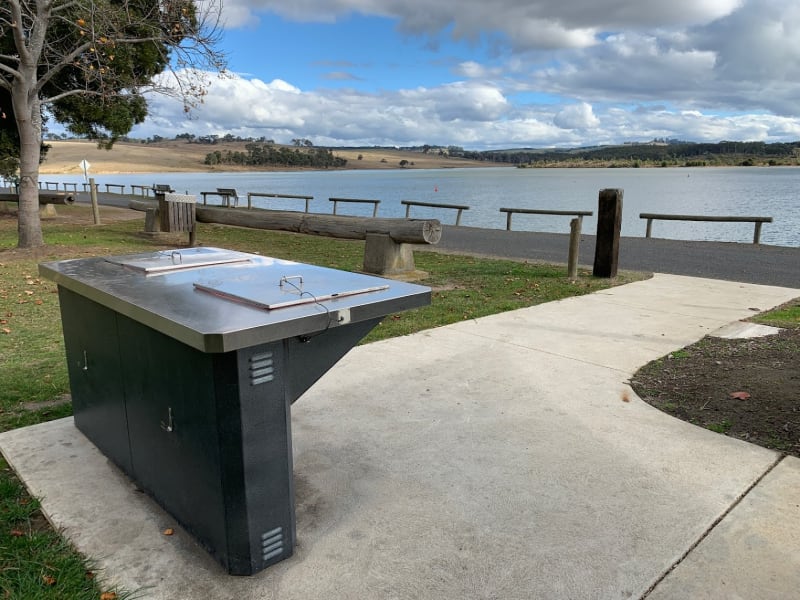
[129,0,800,149]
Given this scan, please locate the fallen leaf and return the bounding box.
[163,528,174,536]
[42,574,57,586]
[100,592,117,600]
[10,529,24,537]
[621,390,631,402]
[1,328,10,334]
[729,391,751,400]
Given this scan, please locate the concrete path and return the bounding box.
[1,274,798,599]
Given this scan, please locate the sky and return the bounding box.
[126,0,800,150]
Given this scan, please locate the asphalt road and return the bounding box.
[435,225,800,289]
[88,193,799,289]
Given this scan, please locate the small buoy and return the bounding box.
[434,186,438,192]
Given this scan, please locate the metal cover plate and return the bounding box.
[106,247,251,273]
[193,277,389,310]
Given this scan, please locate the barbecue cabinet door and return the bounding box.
[57,287,133,474]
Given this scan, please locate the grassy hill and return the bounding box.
[40,140,497,175]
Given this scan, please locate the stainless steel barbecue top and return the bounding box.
[40,247,431,353]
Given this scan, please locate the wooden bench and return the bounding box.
[153,184,175,196]
[105,183,126,194]
[41,181,60,190]
[639,213,773,244]
[246,192,313,212]
[499,208,593,231]
[401,200,470,225]
[62,182,78,192]
[329,197,381,217]
[201,188,239,208]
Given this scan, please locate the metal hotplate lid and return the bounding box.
[105,247,251,273]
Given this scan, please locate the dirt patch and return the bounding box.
[631,325,800,458]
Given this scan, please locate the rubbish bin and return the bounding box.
[39,247,431,575]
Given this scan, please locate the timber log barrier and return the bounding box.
[0,192,75,205]
[129,200,441,276]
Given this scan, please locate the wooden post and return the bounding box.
[593,188,623,278]
[89,178,101,225]
[753,221,763,245]
[568,218,581,280]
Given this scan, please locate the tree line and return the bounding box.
[463,140,800,166]
[204,143,347,168]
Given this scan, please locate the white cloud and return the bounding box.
[132,69,799,148]
[128,0,800,148]
[220,0,744,47]
[554,103,600,130]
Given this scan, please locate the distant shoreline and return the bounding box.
[38,139,800,176]
[39,140,500,175]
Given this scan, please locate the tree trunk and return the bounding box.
[12,62,44,248]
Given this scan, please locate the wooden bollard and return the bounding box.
[593,189,623,278]
[568,217,581,280]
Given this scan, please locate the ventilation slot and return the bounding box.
[249,351,274,386]
[261,526,284,562]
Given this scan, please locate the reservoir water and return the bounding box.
[42,166,800,247]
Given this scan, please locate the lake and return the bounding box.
[39,166,800,247]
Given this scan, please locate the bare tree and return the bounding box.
[0,0,226,248]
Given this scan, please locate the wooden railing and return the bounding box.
[639,213,773,244]
[401,200,470,225]
[130,185,153,197]
[329,197,381,217]
[499,208,593,231]
[246,192,313,212]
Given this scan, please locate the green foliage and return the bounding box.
[50,94,149,149]
[205,143,348,168]
[39,0,173,146]
[0,88,50,179]
[462,140,800,166]
[1,0,217,154]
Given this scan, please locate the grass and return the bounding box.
[0,456,127,600]
[0,207,643,597]
[751,298,800,328]
[706,420,733,434]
